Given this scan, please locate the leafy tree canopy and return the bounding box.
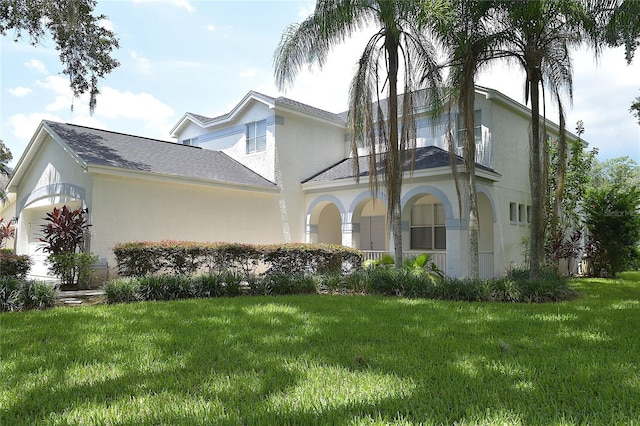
[0,0,120,113]
[600,0,640,64]
[631,94,640,125]
[590,156,640,192]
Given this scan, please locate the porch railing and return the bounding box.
[361,250,447,273]
[362,250,493,278]
[479,251,494,279]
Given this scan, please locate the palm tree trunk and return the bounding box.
[528,76,546,279]
[463,77,480,279]
[386,32,403,268]
[551,103,567,272]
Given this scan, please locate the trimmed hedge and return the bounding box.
[113,241,362,277]
[0,252,32,279]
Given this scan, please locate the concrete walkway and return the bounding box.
[56,289,104,306]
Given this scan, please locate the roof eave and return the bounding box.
[274,102,346,128]
[170,91,277,137]
[86,164,279,193]
[7,121,87,193]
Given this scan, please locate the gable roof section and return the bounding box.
[10,121,276,191]
[170,90,345,137]
[302,145,498,185]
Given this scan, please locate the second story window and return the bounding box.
[246,120,267,154]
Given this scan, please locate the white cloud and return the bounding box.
[129,50,151,75]
[275,28,372,113]
[206,24,216,32]
[99,19,115,32]
[240,68,257,78]
[8,113,60,140]
[8,86,32,97]
[24,59,47,74]
[297,3,314,19]
[131,0,195,13]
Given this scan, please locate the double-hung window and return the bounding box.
[246,120,267,154]
[411,203,446,250]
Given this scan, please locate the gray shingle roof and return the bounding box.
[44,121,276,189]
[187,92,346,127]
[303,145,495,184]
[275,97,345,124]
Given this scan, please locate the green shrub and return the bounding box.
[490,278,521,302]
[0,277,21,311]
[342,269,370,293]
[113,241,362,277]
[0,252,32,278]
[49,253,98,288]
[218,270,244,297]
[1,278,57,311]
[316,272,344,293]
[508,268,577,302]
[18,280,57,310]
[103,278,141,304]
[191,273,226,298]
[138,274,192,301]
[366,268,435,297]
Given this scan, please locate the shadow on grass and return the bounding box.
[2,278,640,424]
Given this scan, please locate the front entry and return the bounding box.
[360,216,385,251]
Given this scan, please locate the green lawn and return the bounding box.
[2,272,640,425]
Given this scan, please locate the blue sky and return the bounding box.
[1,0,639,168]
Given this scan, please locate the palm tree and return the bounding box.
[428,0,505,278]
[274,0,442,267]
[496,0,585,278]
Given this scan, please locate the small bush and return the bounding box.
[0,277,21,311]
[342,269,370,294]
[0,253,32,278]
[219,270,244,297]
[49,253,98,288]
[18,280,57,311]
[1,278,57,311]
[191,273,226,298]
[239,273,317,296]
[103,278,140,304]
[367,268,435,297]
[137,274,192,301]
[0,277,57,312]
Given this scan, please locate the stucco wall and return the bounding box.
[14,135,93,259]
[487,98,536,273]
[274,111,346,243]
[90,173,284,276]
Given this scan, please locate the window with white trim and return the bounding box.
[510,203,517,223]
[411,203,446,250]
[246,120,267,154]
[455,110,482,153]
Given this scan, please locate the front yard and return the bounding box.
[1,272,639,425]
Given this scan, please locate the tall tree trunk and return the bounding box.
[551,102,567,272]
[528,75,546,279]
[463,77,480,279]
[386,33,403,268]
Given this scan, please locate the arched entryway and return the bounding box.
[477,189,495,278]
[16,183,86,279]
[305,195,345,245]
[317,203,342,244]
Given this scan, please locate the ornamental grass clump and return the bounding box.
[103,277,140,304]
[0,277,57,312]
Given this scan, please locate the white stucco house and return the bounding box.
[1,86,581,281]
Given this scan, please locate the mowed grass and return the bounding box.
[1,272,640,425]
